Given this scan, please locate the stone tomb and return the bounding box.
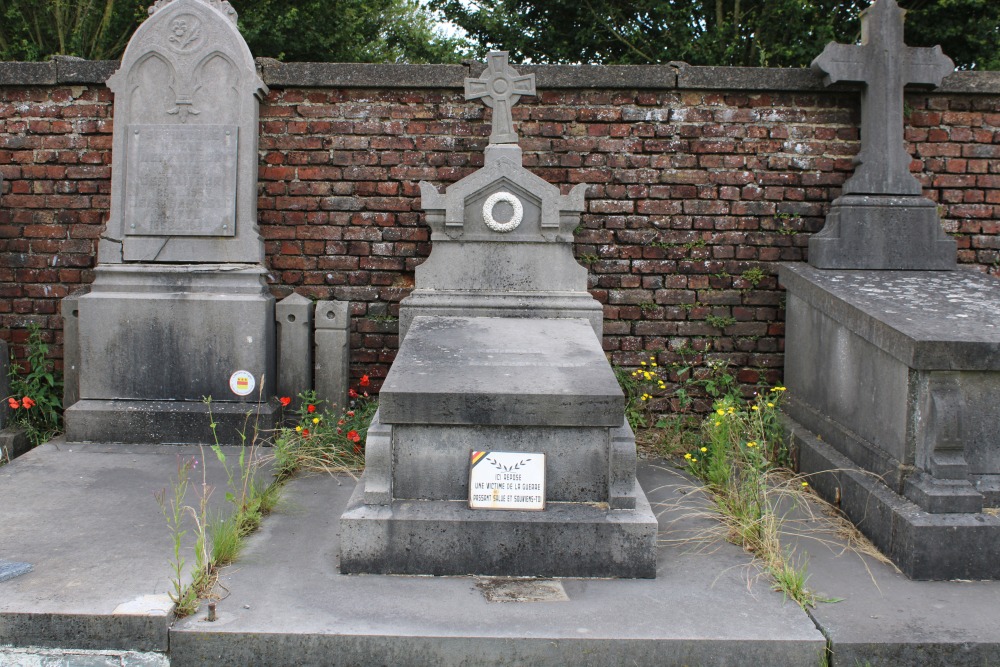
[781,0,1000,579]
[63,0,276,444]
[339,53,658,578]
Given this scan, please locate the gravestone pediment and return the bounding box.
[100,0,267,264]
[420,148,584,243]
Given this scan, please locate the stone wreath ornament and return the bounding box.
[482,191,523,233]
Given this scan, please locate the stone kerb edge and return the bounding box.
[1,58,997,94]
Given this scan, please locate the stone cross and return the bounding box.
[465,51,536,144]
[812,0,953,196]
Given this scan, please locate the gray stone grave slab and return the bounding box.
[99,0,266,264]
[780,263,1000,579]
[380,316,622,427]
[63,0,277,445]
[340,53,657,578]
[809,0,955,270]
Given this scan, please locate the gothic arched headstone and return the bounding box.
[63,0,277,445]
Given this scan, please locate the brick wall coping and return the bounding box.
[1,56,999,95]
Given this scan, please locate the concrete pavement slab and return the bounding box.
[171,462,827,666]
[783,507,1000,667]
[0,440,248,651]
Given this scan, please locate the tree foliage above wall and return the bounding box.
[0,0,467,64]
[432,0,1000,69]
[0,0,995,69]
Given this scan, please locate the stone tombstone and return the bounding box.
[780,0,1000,580]
[100,0,266,264]
[809,0,955,270]
[63,0,277,445]
[398,52,603,341]
[340,53,658,578]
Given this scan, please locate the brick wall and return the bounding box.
[1,61,998,410]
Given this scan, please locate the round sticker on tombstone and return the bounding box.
[229,370,255,397]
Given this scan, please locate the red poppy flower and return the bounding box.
[346,411,354,417]
[307,404,316,413]
[360,374,370,387]
[21,396,35,409]
[7,397,20,409]
[347,430,360,443]
[279,396,292,407]
[302,428,310,437]
[348,389,358,399]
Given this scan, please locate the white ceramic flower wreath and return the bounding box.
[482,191,523,233]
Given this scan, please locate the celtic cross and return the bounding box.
[465,52,536,144]
[812,0,953,196]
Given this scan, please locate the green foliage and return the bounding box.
[434,0,998,69]
[0,0,147,61]
[741,267,766,287]
[0,0,468,64]
[679,386,824,607]
[235,0,468,63]
[153,455,206,617]
[615,356,666,429]
[7,324,63,447]
[900,0,1000,71]
[705,314,737,330]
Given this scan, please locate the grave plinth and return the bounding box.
[65,264,276,444]
[63,0,276,445]
[781,265,1000,579]
[784,0,1000,580]
[339,53,657,578]
[340,316,657,577]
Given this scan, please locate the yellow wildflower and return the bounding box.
[801,481,809,487]
[312,417,320,424]
[295,425,303,432]
[716,408,725,416]
[767,402,774,408]
[727,407,735,413]
[684,453,692,460]
[751,405,759,411]
[700,447,707,453]
[714,421,721,426]
[747,441,757,448]
[640,361,647,366]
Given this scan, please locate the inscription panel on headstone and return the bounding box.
[469,451,546,510]
[125,124,238,237]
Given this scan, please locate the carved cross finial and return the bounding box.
[465,52,536,145]
[812,0,953,196]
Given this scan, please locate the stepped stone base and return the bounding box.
[340,476,658,578]
[63,264,276,446]
[781,263,1000,579]
[64,398,278,446]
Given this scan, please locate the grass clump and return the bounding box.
[677,385,827,607]
[156,374,380,618]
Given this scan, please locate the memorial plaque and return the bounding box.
[125,124,238,237]
[469,451,546,510]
